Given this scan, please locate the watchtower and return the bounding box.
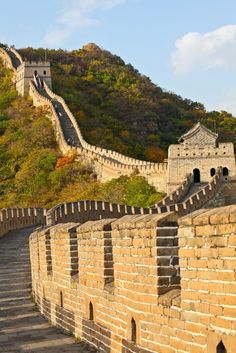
[15,61,52,96]
[167,123,236,193]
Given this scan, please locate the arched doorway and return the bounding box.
[223,167,229,176]
[193,168,200,183]
[210,168,216,177]
[217,341,227,353]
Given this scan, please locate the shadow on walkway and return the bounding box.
[0,228,97,353]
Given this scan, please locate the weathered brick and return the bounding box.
[29,205,236,353]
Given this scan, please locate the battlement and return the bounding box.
[0,47,17,74]
[29,205,236,353]
[16,59,52,96]
[17,61,51,68]
[169,141,234,158]
[0,207,46,238]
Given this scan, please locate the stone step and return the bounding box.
[0,227,96,352]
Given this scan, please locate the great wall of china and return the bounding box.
[0,46,236,353]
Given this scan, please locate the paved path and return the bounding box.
[0,227,96,353]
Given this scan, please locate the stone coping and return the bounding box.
[179,204,236,226]
[111,212,178,230]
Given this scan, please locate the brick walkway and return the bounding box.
[0,227,96,353]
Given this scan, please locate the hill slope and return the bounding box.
[17,43,236,162]
[0,59,163,208]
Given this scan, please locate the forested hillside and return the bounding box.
[0,43,235,208]
[18,43,236,162]
[0,59,163,208]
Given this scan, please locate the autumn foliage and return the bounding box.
[17,43,236,161]
[56,154,76,169]
[0,43,235,209]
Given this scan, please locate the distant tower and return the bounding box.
[15,61,52,96]
[167,122,236,193]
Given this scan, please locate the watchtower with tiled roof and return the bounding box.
[178,122,218,147]
[167,123,236,193]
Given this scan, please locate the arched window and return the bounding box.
[217,341,227,353]
[34,70,38,76]
[131,318,137,343]
[223,167,229,176]
[193,168,200,183]
[60,291,63,308]
[210,168,216,177]
[89,302,94,321]
[43,70,47,75]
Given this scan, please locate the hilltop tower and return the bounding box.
[167,122,236,193]
[15,61,52,96]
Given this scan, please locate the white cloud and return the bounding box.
[172,25,236,73]
[43,0,126,46]
[43,28,72,47]
[60,0,125,28]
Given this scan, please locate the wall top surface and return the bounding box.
[179,204,236,226]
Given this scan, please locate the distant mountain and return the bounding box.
[17,43,236,162]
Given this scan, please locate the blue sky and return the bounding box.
[1,0,236,114]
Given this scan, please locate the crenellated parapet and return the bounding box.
[0,207,46,238]
[44,168,224,229]
[10,47,23,65]
[44,82,166,168]
[0,47,17,80]
[29,205,236,353]
[39,80,168,190]
[29,80,77,155]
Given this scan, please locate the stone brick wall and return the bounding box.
[0,48,15,73]
[42,82,168,191]
[45,169,224,228]
[167,142,236,193]
[154,173,192,207]
[222,180,236,205]
[16,61,52,96]
[29,79,168,191]
[29,205,236,353]
[29,80,74,155]
[10,47,23,65]
[0,207,46,238]
[178,205,236,353]
[46,200,155,226]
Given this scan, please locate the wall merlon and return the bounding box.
[77,218,116,233]
[0,207,46,238]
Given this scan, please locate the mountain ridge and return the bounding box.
[14,43,235,161]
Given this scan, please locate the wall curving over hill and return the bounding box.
[0,46,168,192]
[0,46,234,211]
